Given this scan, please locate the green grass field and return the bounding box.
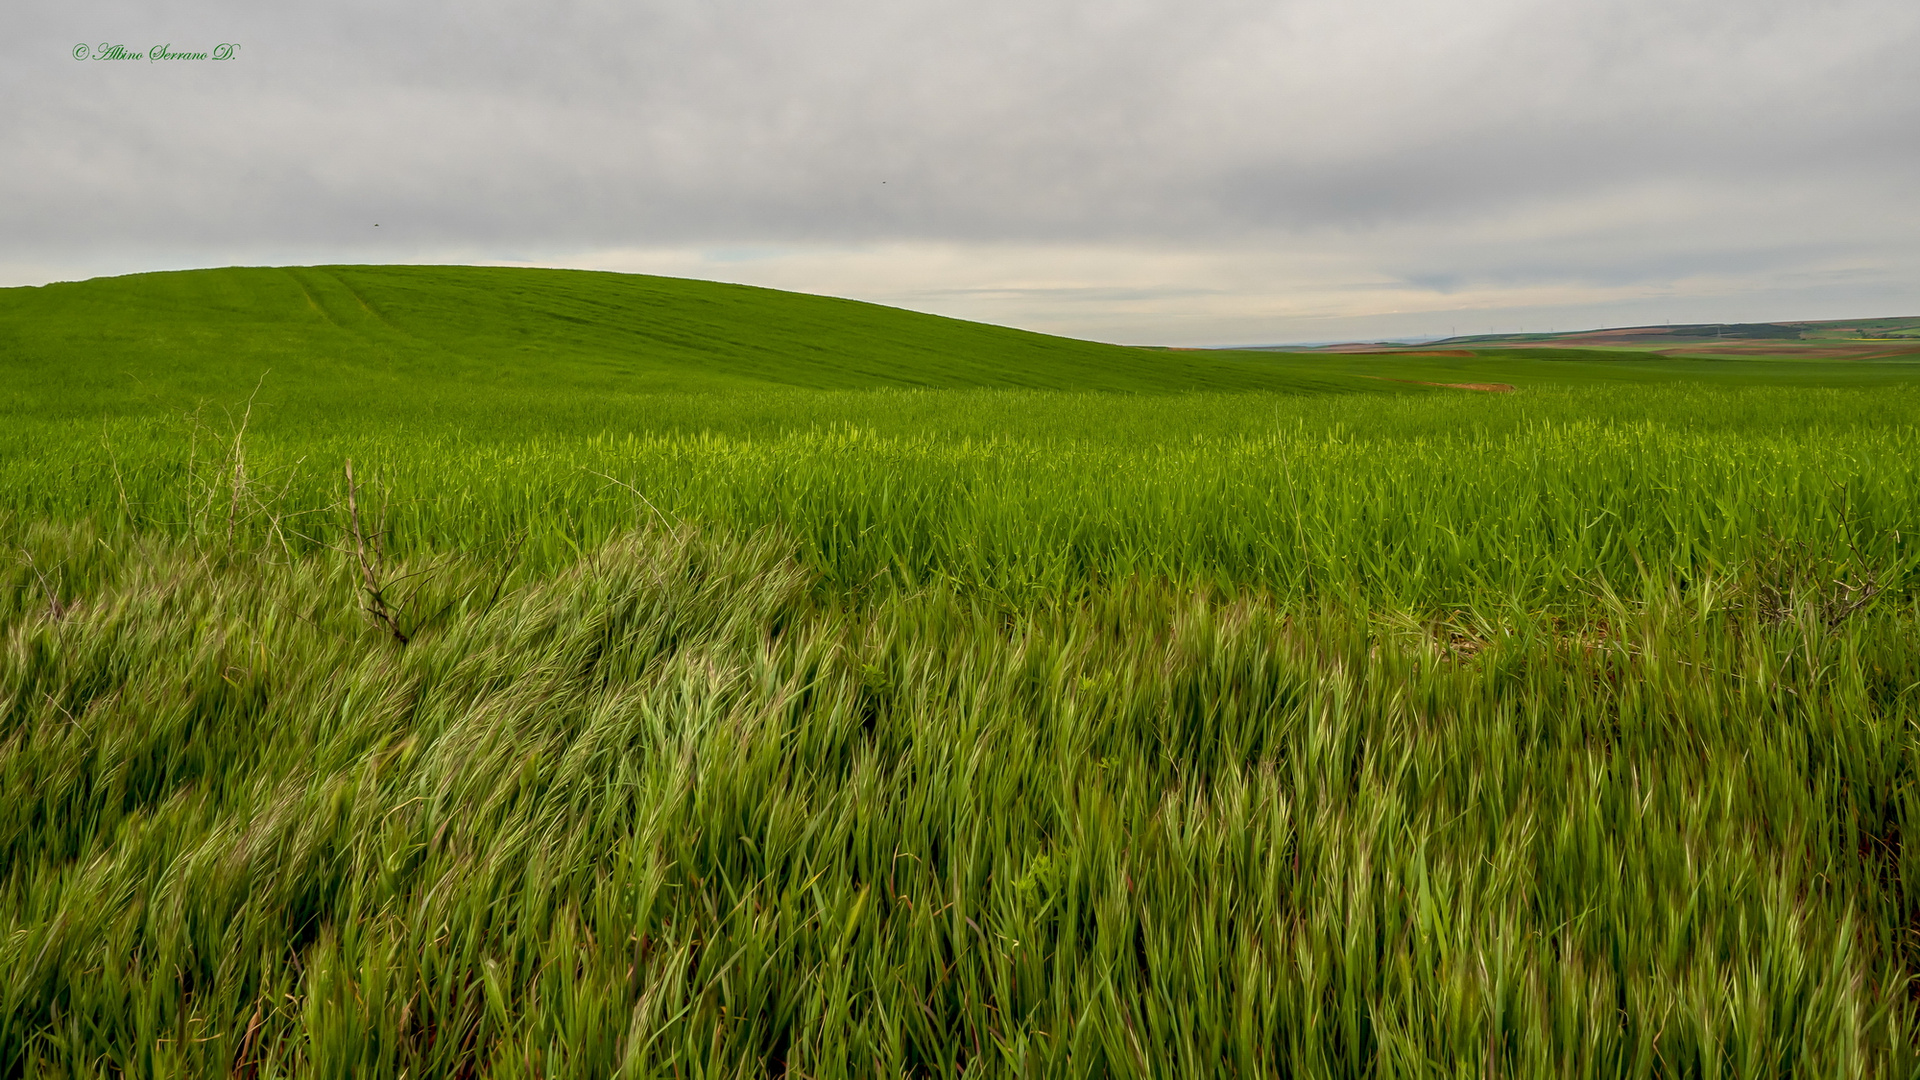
[4,267,1919,1077]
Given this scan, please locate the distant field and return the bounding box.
[1389,313,1920,351]
[1224,342,1920,390]
[4,268,1919,1077]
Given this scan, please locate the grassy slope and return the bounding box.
[0,265,1400,428]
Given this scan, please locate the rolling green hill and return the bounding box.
[8,267,1916,436]
[0,265,1391,426]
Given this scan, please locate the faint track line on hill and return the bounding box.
[282,268,343,333]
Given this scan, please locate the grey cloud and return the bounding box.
[4,0,1918,331]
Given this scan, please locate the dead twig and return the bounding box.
[20,550,67,620]
[223,372,269,545]
[234,1001,264,1080]
[345,458,409,645]
[101,418,135,523]
[589,469,674,529]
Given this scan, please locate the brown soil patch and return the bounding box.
[1364,376,1514,393]
[1429,381,1516,392]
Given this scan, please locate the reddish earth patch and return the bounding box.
[1364,376,1514,393]
[1429,381,1516,392]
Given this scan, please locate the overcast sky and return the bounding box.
[6,0,1918,344]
